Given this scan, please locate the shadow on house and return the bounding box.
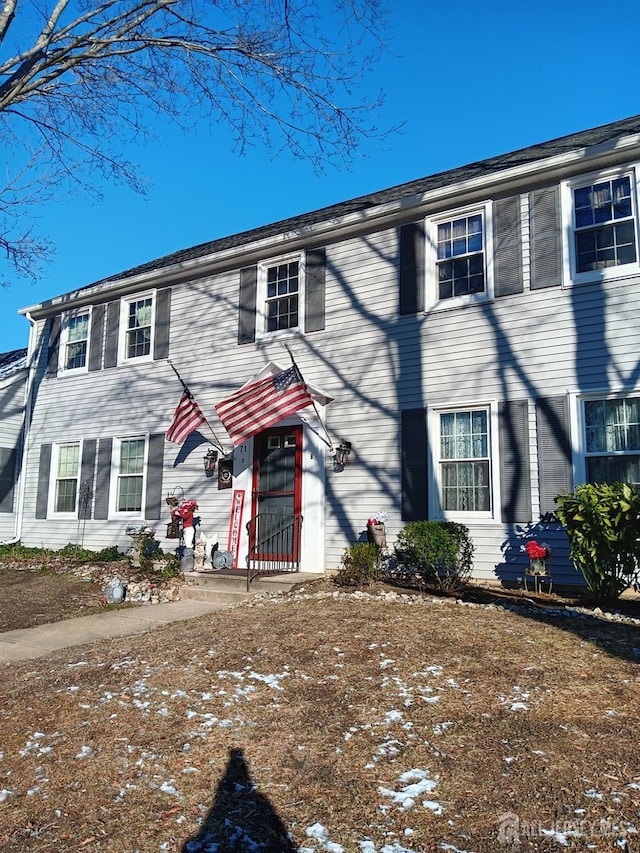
[181,747,296,853]
[495,514,578,590]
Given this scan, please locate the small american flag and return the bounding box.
[215,366,313,446]
[166,391,206,444]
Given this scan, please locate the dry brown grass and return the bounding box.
[1,587,639,852]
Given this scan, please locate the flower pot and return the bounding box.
[367,522,387,549]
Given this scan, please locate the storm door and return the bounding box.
[249,426,302,565]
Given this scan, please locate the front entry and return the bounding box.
[249,426,303,569]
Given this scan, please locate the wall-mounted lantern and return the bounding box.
[333,440,352,472]
[203,448,218,475]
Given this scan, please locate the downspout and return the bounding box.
[1,310,38,545]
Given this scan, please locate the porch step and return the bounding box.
[179,571,325,606]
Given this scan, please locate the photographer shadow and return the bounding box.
[181,746,296,852]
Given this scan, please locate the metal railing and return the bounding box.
[246,512,303,589]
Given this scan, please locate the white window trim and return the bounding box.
[255,252,305,341]
[561,165,640,287]
[48,441,82,517]
[118,291,156,365]
[425,202,494,312]
[58,308,92,374]
[108,434,149,518]
[569,388,640,486]
[428,401,501,522]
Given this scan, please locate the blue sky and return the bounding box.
[3,0,640,351]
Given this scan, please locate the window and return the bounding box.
[426,205,492,309]
[584,396,640,485]
[438,409,491,513]
[437,213,485,300]
[265,259,299,332]
[573,175,637,274]
[61,312,90,371]
[115,437,146,512]
[123,296,154,360]
[54,443,80,513]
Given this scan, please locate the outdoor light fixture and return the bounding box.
[333,440,352,471]
[203,448,218,475]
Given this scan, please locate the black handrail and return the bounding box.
[246,512,303,590]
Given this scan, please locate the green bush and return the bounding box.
[334,542,380,587]
[555,483,640,601]
[393,521,474,593]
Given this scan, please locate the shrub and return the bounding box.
[393,521,474,593]
[334,542,380,587]
[555,482,640,601]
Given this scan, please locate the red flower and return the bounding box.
[525,540,550,560]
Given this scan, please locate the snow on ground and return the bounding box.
[2,590,639,852]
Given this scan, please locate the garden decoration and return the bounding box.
[366,511,388,549]
[124,522,156,567]
[170,499,200,549]
[524,540,552,595]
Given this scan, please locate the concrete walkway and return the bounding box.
[0,599,224,664]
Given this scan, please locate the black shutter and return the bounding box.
[401,408,428,521]
[45,316,61,376]
[238,266,257,345]
[305,248,326,332]
[78,439,96,520]
[530,186,562,289]
[493,196,523,297]
[154,288,171,360]
[94,438,112,520]
[103,301,120,368]
[499,400,531,523]
[88,304,105,372]
[0,447,17,513]
[399,222,425,315]
[145,433,165,521]
[536,396,573,513]
[35,443,52,519]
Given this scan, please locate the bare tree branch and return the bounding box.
[0,0,392,285]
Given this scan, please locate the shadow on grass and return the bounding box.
[182,747,296,852]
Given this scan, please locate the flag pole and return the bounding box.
[167,360,227,453]
[283,345,333,450]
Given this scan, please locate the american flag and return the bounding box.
[215,366,313,446]
[166,391,206,444]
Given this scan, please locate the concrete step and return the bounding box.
[179,571,325,606]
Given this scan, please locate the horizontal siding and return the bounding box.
[18,213,640,588]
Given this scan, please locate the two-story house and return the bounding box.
[14,114,640,586]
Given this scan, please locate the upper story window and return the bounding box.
[437,214,485,300]
[60,312,90,372]
[53,442,80,513]
[426,205,492,310]
[564,169,640,284]
[120,295,155,362]
[255,255,304,338]
[584,396,640,485]
[573,175,637,273]
[265,258,300,333]
[439,408,492,513]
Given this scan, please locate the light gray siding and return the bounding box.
[17,153,640,589]
[0,367,26,539]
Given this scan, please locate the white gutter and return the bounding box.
[2,310,38,545]
[19,131,640,320]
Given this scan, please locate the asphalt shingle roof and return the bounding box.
[0,348,28,380]
[81,113,640,290]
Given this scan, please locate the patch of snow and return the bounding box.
[75,746,93,760]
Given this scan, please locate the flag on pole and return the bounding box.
[215,366,313,446]
[166,391,206,444]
